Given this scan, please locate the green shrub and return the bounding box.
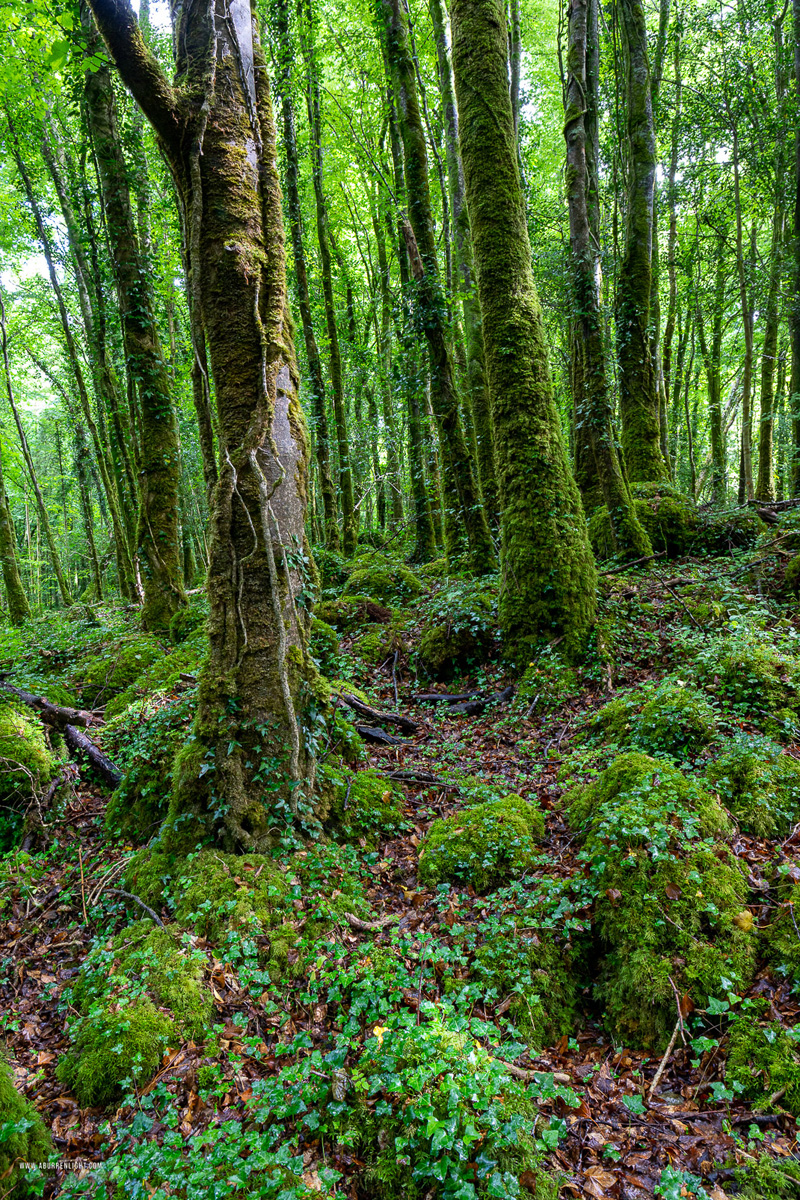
[727,1003,800,1116]
[567,753,754,1048]
[0,1050,53,1195]
[417,578,500,679]
[321,765,407,843]
[705,734,800,836]
[80,634,164,706]
[309,617,340,676]
[342,557,422,606]
[418,794,544,892]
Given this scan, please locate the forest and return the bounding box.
[3,0,800,1195]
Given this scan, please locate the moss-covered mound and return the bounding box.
[309,616,340,676]
[169,594,208,644]
[418,795,544,892]
[516,652,578,714]
[0,1050,53,1194]
[0,700,62,851]
[417,580,500,679]
[690,630,800,730]
[567,753,754,1048]
[705,734,800,837]
[104,631,206,720]
[589,485,697,561]
[473,932,579,1049]
[693,507,765,554]
[80,634,163,707]
[349,623,407,668]
[765,882,800,977]
[322,765,408,843]
[727,1002,800,1116]
[315,595,393,633]
[342,557,423,606]
[585,678,716,760]
[57,919,212,1108]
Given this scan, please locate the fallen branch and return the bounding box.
[335,691,418,734]
[0,681,94,728]
[648,1017,681,1102]
[106,887,166,928]
[354,724,403,746]
[601,550,666,575]
[449,685,515,717]
[387,768,457,789]
[343,911,401,932]
[411,691,483,704]
[64,724,122,788]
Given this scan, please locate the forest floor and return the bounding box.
[3,529,800,1199]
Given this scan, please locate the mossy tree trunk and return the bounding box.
[272,0,339,552]
[0,437,30,624]
[614,0,668,483]
[372,194,404,523]
[298,0,357,556]
[564,0,651,559]
[792,0,800,495]
[452,0,596,656]
[83,19,187,631]
[379,0,495,574]
[89,0,316,850]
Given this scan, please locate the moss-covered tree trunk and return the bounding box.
[452,0,596,656]
[0,438,30,624]
[615,0,668,483]
[380,0,494,574]
[757,209,784,502]
[372,195,404,523]
[83,25,186,631]
[792,0,800,495]
[89,0,316,850]
[564,0,651,559]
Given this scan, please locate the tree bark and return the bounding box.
[615,0,668,482]
[452,0,596,655]
[0,437,30,624]
[696,237,727,504]
[792,0,800,494]
[88,0,316,850]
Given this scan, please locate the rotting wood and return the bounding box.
[335,691,418,733]
[0,681,95,728]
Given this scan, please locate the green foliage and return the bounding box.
[314,596,393,633]
[474,932,578,1049]
[727,1002,800,1115]
[0,699,61,851]
[321,765,408,843]
[342,556,423,605]
[733,1151,800,1199]
[80,633,164,706]
[417,577,500,679]
[705,734,800,836]
[764,882,800,977]
[585,677,717,760]
[687,627,800,732]
[693,508,765,554]
[516,648,578,713]
[418,794,544,892]
[309,617,341,676]
[0,1049,53,1195]
[169,593,208,644]
[103,630,206,719]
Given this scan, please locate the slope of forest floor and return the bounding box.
[4,514,800,1198]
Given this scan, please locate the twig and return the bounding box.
[648,1018,681,1101]
[106,887,166,928]
[668,974,687,1043]
[601,551,666,575]
[343,912,401,932]
[392,649,399,708]
[78,846,88,924]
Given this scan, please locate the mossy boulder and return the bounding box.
[313,547,350,590]
[349,624,407,668]
[104,632,206,720]
[315,595,393,633]
[473,932,579,1049]
[417,582,500,679]
[169,595,208,644]
[309,617,340,676]
[0,1050,53,1194]
[80,634,163,706]
[693,507,765,554]
[585,678,717,761]
[727,1002,800,1116]
[418,795,544,892]
[0,701,62,852]
[567,753,754,1048]
[690,630,800,730]
[589,485,697,561]
[705,734,800,837]
[321,765,407,843]
[342,559,423,606]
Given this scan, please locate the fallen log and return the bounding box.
[64,725,123,789]
[410,691,483,704]
[449,684,515,716]
[335,691,418,734]
[354,724,403,746]
[0,681,94,729]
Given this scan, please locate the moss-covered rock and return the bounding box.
[315,595,393,633]
[349,624,407,668]
[169,594,208,644]
[785,554,800,597]
[705,734,800,837]
[583,679,717,761]
[417,581,500,679]
[321,765,407,843]
[473,932,579,1048]
[314,547,350,590]
[567,753,754,1048]
[418,795,544,892]
[589,485,697,561]
[80,634,163,707]
[0,1050,53,1194]
[727,1003,800,1116]
[693,507,766,554]
[342,558,423,606]
[309,617,340,676]
[0,701,62,852]
[104,632,206,720]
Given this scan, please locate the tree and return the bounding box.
[452,0,596,656]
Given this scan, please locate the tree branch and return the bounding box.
[86,0,182,153]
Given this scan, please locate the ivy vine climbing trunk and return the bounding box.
[564,0,651,560]
[380,0,494,574]
[615,0,668,483]
[452,0,596,656]
[88,0,316,851]
[83,14,187,632]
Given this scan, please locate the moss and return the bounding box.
[104,632,206,719]
[516,653,578,714]
[349,624,407,668]
[57,995,174,1109]
[342,559,423,605]
[706,734,800,837]
[417,583,500,679]
[590,486,697,561]
[80,633,163,706]
[315,595,394,633]
[321,765,407,843]
[734,1152,800,1198]
[415,556,448,580]
[785,554,800,597]
[694,507,765,554]
[0,700,61,851]
[309,617,340,675]
[765,882,800,977]
[635,680,717,758]
[0,1049,53,1194]
[169,594,208,644]
[418,794,544,892]
[473,932,578,1048]
[690,630,800,727]
[313,547,349,590]
[727,1003,800,1116]
[568,754,754,1047]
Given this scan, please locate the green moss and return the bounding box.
[309,617,340,675]
[706,734,800,837]
[104,632,206,720]
[517,652,578,713]
[315,595,393,633]
[418,794,544,892]
[342,559,423,606]
[734,1151,800,1198]
[568,754,753,1047]
[690,630,800,728]
[0,700,61,851]
[474,932,578,1048]
[785,555,800,597]
[727,1003,800,1116]
[0,1050,53,1194]
[321,765,407,843]
[417,586,500,679]
[589,486,698,561]
[80,634,163,706]
[169,594,208,644]
[765,882,800,977]
[693,507,766,554]
[585,678,716,760]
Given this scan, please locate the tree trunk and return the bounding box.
[0,434,30,624]
[372,195,404,523]
[792,0,800,494]
[730,120,755,503]
[756,210,784,502]
[89,0,316,849]
[615,0,668,482]
[452,0,596,656]
[662,25,681,405]
[380,0,495,574]
[83,17,186,631]
[564,0,651,559]
[696,238,727,504]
